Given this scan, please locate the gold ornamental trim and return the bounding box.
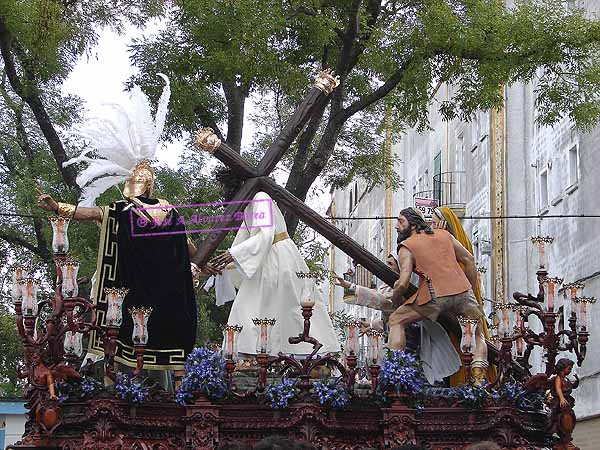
[194,127,222,153]
[314,69,340,95]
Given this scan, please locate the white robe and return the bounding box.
[220,192,340,356]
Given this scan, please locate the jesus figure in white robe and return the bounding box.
[210,191,341,356]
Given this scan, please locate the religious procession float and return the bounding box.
[7,71,595,450]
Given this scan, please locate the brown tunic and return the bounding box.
[400,229,471,305]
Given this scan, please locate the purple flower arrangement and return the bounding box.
[57,376,103,402]
[265,378,299,409]
[115,372,150,404]
[378,350,426,397]
[175,347,228,405]
[313,379,350,409]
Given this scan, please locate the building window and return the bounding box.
[471,113,479,149]
[568,144,579,190]
[540,170,549,210]
[349,191,353,215]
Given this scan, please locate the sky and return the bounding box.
[61,24,330,214]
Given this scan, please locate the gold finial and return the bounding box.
[314,69,340,95]
[194,128,222,153]
[132,160,155,178]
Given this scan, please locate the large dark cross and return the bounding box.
[191,69,397,287]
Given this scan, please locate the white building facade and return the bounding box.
[324,22,600,450]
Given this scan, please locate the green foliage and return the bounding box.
[131,0,600,199]
[0,304,24,397]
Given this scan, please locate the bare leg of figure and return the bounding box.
[388,306,424,350]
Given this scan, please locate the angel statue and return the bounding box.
[17,348,81,438]
[524,358,580,450]
[37,75,212,383]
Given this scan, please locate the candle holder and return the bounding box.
[541,276,563,312]
[129,307,152,376]
[458,316,479,383]
[573,296,596,332]
[344,320,362,356]
[366,329,385,394]
[507,248,595,377]
[57,258,80,299]
[252,318,276,355]
[63,330,83,364]
[531,235,554,271]
[488,324,500,347]
[222,324,243,385]
[19,277,39,319]
[48,216,71,254]
[495,303,514,338]
[11,264,30,303]
[105,288,129,327]
[103,324,120,382]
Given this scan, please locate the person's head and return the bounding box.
[554,358,575,376]
[123,160,154,198]
[465,441,501,450]
[386,253,399,273]
[396,207,434,243]
[215,166,244,202]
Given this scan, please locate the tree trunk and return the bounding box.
[284,115,344,237]
[222,81,246,152]
[0,19,80,193]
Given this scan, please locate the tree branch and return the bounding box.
[0,228,45,259]
[340,56,414,121]
[0,18,80,193]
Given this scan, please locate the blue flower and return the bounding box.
[265,378,298,409]
[114,372,150,404]
[451,384,488,409]
[313,380,349,409]
[175,347,228,405]
[56,376,103,403]
[378,350,426,398]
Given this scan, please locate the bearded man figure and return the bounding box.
[37,75,208,380]
[390,207,489,386]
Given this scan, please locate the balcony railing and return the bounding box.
[413,171,466,212]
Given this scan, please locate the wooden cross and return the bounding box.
[191,69,398,287]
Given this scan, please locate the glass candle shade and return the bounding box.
[11,265,30,303]
[458,316,479,354]
[63,331,83,357]
[366,329,385,365]
[531,236,553,271]
[49,216,70,254]
[543,277,563,311]
[574,297,596,331]
[252,318,276,354]
[105,287,129,327]
[516,334,525,356]
[344,320,362,355]
[497,304,513,338]
[129,307,153,345]
[19,278,39,317]
[58,258,80,298]
[488,324,499,341]
[565,283,585,316]
[222,324,243,361]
